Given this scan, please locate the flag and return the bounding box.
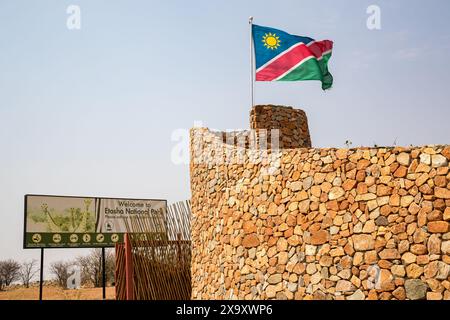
[252,24,333,90]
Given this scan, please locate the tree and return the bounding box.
[0,259,21,291]
[20,259,39,288]
[50,261,71,288]
[76,249,115,287]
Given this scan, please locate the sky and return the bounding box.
[0,0,449,279]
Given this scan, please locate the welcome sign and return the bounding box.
[24,194,167,248]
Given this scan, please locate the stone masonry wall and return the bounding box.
[250,105,311,149]
[190,105,450,300]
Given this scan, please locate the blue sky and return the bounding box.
[0,0,449,275]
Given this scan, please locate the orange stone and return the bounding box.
[342,179,357,191]
[435,187,450,199]
[243,221,257,234]
[292,171,301,180]
[377,185,392,196]
[352,234,375,251]
[393,287,406,300]
[379,248,400,260]
[379,269,395,291]
[293,263,306,275]
[442,146,450,160]
[310,230,329,245]
[410,244,427,255]
[378,259,393,269]
[335,149,348,159]
[393,166,407,178]
[242,233,260,248]
[427,221,449,233]
[416,255,430,265]
[356,183,368,194]
[391,222,406,234]
[356,170,366,182]
[389,194,400,207]
[390,162,399,173]
[367,290,378,300]
[357,159,371,170]
[326,200,339,211]
[364,250,378,264]
[427,210,443,221]
[344,242,355,256]
[380,205,392,216]
[419,183,433,195]
[286,214,297,227]
[444,207,450,221]
[434,176,447,187]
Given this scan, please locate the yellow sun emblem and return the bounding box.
[262,33,281,50]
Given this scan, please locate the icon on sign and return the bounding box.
[82,234,91,243]
[32,234,42,243]
[53,234,62,243]
[104,220,114,232]
[69,234,78,243]
[111,234,119,243]
[96,234,104,243]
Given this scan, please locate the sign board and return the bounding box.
[24,194,167,248]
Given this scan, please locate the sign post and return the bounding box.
[39,248,44,301]
[102,247,106,300]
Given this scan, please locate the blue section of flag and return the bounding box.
[252,24,314,69]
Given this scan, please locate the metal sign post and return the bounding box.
[102,247,106,300]
[39,248,44,301]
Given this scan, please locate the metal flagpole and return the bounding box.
[249,16,254,107]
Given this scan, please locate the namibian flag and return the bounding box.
[253,24,333,90]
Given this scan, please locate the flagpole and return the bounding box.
[249,16,254,108]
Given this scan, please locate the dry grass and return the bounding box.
[0,284,115,300]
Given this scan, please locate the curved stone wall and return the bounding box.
[189,106,450,300]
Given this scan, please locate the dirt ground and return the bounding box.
[0,284,116,300]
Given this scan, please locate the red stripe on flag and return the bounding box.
[307,40,333,58]
[256,40,333,81]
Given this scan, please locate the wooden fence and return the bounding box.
[115,200,191,300]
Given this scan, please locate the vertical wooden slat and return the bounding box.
[115,243,127,300]
[114,201,192,300]
[124,233,134,300]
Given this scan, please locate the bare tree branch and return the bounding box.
[20,259,39,288]
[49,261,72,288]
[0,260,21,291]
[76,249,115,287]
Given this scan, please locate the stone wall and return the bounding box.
[189,105,450,300]
[250,105,311,149]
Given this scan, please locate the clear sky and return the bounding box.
[1,0,449,276]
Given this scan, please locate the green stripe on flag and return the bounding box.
[277,53,333,90]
